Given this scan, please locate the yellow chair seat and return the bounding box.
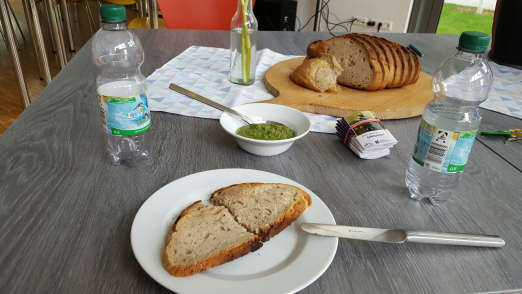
[128,17,167,29]
[105,0,136,5]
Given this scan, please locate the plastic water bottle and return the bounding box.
[405,31,493,205]
[92,4,151,165]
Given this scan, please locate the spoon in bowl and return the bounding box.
[169,83,285,126]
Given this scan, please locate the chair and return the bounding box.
[157,0,255,30]
[105,0,165,29]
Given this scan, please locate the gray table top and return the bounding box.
[1,30,521,294]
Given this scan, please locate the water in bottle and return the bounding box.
[92,4,151,165]
[405,31,493,205]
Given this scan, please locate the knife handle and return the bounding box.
[406,231,505,247]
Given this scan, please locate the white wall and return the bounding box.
[296,0,414,33]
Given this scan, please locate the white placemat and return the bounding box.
[146,46,522,135]
[479,62,522,119]
[145,46,338,133]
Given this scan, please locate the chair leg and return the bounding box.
[30,0,52,83]
[43,0,57,53]
[0,0,31,108]
[83,0,96,34]
[137,0,144,18]
[142,0,149,27]
[7,0,26,42]
[53,1,67,60]
[22,0,45,81]
[60,0,74,52]
[150,0,158,29]
[0,18,4,40]
[5,0,22,49]
[45,0,66,68]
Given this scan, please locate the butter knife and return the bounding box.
[301,223,505,247]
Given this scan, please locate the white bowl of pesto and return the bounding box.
[219,103,311,156]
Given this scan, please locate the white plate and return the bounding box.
[131,169,338,294]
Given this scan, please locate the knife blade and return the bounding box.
[301,223,505,247]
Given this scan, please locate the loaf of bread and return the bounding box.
[290,55,343,93]
[306,33,421,90]
[163,183,311,277]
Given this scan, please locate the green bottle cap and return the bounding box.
[100,4,126,23]
[457,31,491,53]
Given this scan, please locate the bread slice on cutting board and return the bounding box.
[290,55,343,93]
[163,183,311,276]
[210,183,312,241]
[350,33,393,90]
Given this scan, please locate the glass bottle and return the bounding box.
[229,0,258,85]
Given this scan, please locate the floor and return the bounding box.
[1,0,95,134]
[0,0,138,135]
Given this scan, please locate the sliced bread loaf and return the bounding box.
[401,46,415,86]
[408,48,421,84]
[370,36,398,88]
[325,35,382,90]
[210,183,312,241]
[163,201,262,277]
[351,34,393,90]
[290,55,343,93]
[305,33,420,90]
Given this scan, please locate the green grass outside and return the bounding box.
[436,3,494,35]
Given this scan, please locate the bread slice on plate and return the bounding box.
[290,55,343,93]
[163,201,263,277]
[210,183,312,241]
[163,183,311,277]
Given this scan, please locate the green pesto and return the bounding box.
[236,123,296,140]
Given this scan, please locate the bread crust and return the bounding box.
[307,40,329,57]
[370,36,398,88]
[352,34,392,90]
[407,48,421,84]
[388,42,408,87]
[162,200,263,277]
[210,183,312,242]
[339,34,382,90]
[290,56,341,93]
[290,58,326,93]
[401,46,415,86]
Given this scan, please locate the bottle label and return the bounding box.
[412,119,477,173]
[99,93,151,136]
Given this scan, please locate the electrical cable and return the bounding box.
[297,0,358,35]
[297,0,330,31]
[320,0,357,36]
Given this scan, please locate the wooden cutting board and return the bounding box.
[263,57,434,119]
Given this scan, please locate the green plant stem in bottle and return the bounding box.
[229,0,257,85]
